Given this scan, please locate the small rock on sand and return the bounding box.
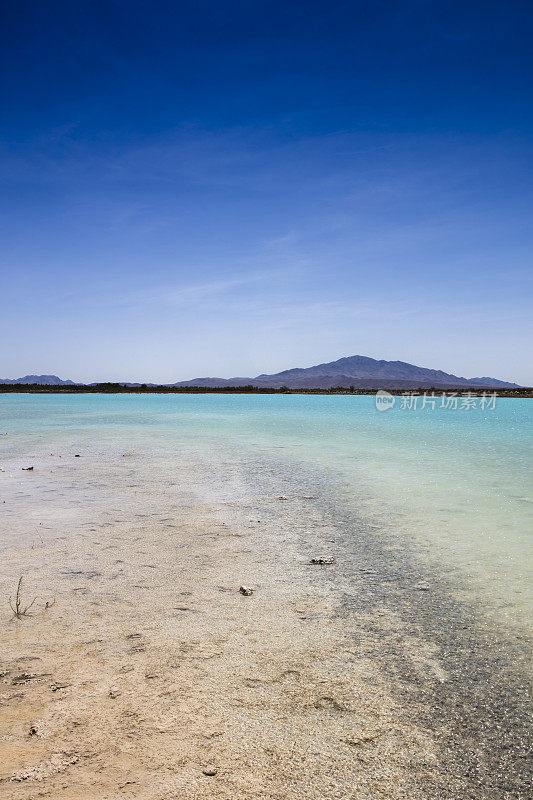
[310,557,336,565]
[239,585,253,596]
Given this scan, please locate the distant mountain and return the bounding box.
[467,377,519,388]
[0,374,77,385]
[0,358,520,389]
[172,355,520,390]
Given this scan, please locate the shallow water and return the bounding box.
[1,392,532,631]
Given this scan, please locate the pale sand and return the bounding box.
[0,448,530,798]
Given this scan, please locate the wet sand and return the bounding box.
[0,448,531,799]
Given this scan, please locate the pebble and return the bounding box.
[310,557,336,565]
[203,767,218,776]
[239,585,254,596]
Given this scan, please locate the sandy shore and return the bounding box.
[0,447,530,799]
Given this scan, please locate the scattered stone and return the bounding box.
[10,752,79,781]
[277,496,288,500]
[22,466,34,471]
[344,733,381,746]
[12,673,50,685]
[61,569,101,579]
[279,669,300,680]
[202,767,218,776]
[50,682,70,692]
[314,696,347,711]
[244,677,263,687]
[310,557,336,565]
[239,585,254,596]
[74,454,80,457]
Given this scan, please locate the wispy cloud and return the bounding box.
[112,270,276,309]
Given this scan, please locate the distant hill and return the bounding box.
[0,374,76,385]
[1,357,520,389]
[171,355,520,390]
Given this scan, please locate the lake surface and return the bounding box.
[1,393,531,631]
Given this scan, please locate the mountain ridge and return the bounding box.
[171,355,520,389]
[0,374,76,385]
[0,357,521,389]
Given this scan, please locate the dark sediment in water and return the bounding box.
[241,457,532,799]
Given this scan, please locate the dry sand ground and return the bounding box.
[0,448,530,799]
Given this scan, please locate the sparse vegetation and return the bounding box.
[0,383,529,397]
[9,576,36,619]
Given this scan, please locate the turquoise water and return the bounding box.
[1,393,532,628]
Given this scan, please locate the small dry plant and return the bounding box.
[9,577,36,619]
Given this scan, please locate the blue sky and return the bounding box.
[1,0,532,384]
